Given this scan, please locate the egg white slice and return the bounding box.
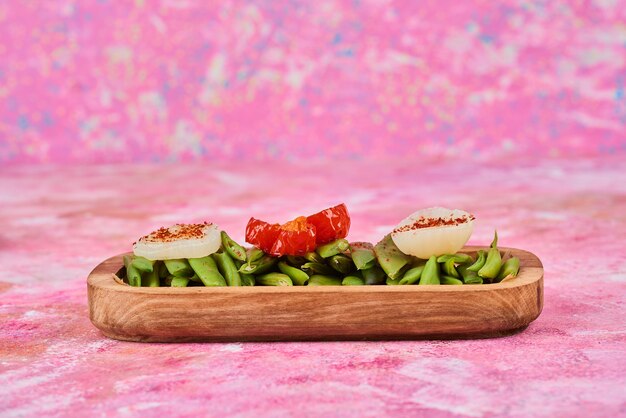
[391,207,475,259]
[133,223,221,260]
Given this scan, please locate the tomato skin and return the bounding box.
[245,218,281,253]
[306,203,351,244]
[246,204,351,256]
[270,223,316,256]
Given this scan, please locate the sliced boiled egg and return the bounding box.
[133,222,221,260]
[391,207,475,259]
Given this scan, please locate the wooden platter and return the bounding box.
[87,246,543,342]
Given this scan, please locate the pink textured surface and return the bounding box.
[1,1,626,162]
[1,157,625,417]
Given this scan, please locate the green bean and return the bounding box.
[123,255,142,287]
[304,251,325,264]
[316,239,350,258]
[419,256,440,285]
[131,256,154,273]
[301,262,336,275]
[239,254,277,274]
[436,253,473,264]
[171,276,190,287]
[329,254,354,275]
[256,273,293,286]
[350,242,377,270]
[478,248,502,280]
[164,259,194,277]
[374,234,412,279]
[286,255,307,267]
[441,258,460,278]
[246,247,265,263]
[386,277,401,285]
[399,265,425,285]
[343,275,365,286]
[362,266,386,285]
[490,230,498,248]
[441,275,463,285]
[278,261,309,286]
[156,261,169,279]
[187,274,201,283]
[142,268,160,287]
[241,274,255,286]
[458,265,483,284]
[189,256,227,287]
[466,250,486,272]
[221,231,247,262]
[213,252,242,286]
[496,257,520,282]
[307,275,342,286]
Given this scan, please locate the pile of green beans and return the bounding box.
[120,231,520,287]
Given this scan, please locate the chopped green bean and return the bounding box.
[131,256,154,273]
[142,268,160,287]
[308,275,342,286]
[478,249,502,280]
[164,259,194,277]
[246,247,265,263]
[123,255,142,287]
[189,256,227,287]
[374,234,412,279]
[458,265,483,284]
[213,252,242,286]
[301,262,336,275]
[304,251,325,264]
[343,275,365,286]
[285,255,307,267]
[419,256,440,285]
[441,275,463,285]
[156,261,169,279]
[467,250,486,272]
[241,274,255,286]
[350,242,377,270]
[386,277,401,285]
[162,275,174,286]
[399,265,425,285]
[441,258,460,278]
[278,261,309,286]
[316,239,350,258]
[329,254,354,275]
[362,266,386,285]
[171,276,190,287]
[221,231,247,262]
[256,273,293,286]
[491,230,498,248]
[436,253,473,264]
[496,257,520,282]
[476,231,502,280]
[239,254,277,274]
[187,274,201,283]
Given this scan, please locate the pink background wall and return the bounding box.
[1,1,625,163]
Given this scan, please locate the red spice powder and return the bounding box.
[138,222,213,243]
[393,214,474,233]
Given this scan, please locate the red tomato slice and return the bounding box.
[245,204,351,256]
[245,218,281,254]
[270,216,316,256]
[306,203,351,244]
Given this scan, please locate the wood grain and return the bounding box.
[87,246,543,342]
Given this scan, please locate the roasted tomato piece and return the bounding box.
[269,216,316,256]
[306,203,351,244]
[245,217,281,254]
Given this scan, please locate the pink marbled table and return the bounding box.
[1,157,625,417]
